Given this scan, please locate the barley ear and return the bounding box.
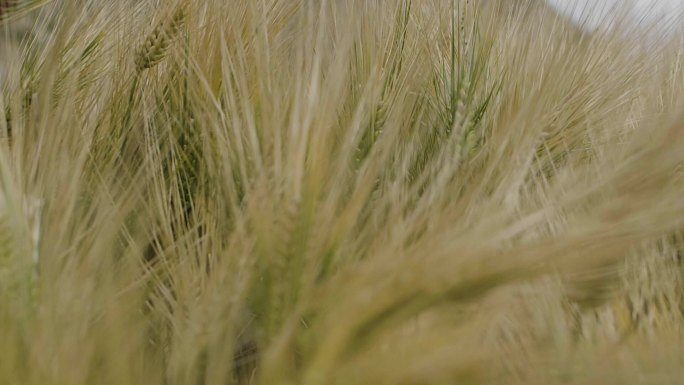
[134,3,187,72]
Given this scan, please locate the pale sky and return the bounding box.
[545,0,684,35]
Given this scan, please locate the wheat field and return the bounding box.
[1,0,684,384]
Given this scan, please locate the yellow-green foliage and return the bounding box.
[1,0,684,384]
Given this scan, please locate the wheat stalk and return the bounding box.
[134,3,187,72]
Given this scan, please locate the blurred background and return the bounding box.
[2,0,684,87]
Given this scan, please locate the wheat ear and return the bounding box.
[134,3,187,72]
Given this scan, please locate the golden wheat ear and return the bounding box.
[134,3,187,72]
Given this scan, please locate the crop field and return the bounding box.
[1,1,684,384]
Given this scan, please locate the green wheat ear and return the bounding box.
[134,3,187,72]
